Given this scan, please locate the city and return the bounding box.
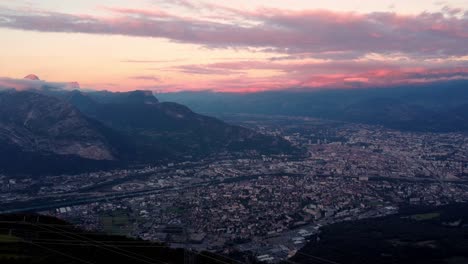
[2,117,467,262]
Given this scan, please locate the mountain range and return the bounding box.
[0,76,296,175]
[158,80,468,132]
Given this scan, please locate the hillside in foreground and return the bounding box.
[0,214,255,264]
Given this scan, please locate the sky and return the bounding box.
[0,0,467,92]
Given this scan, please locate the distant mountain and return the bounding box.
[158,80,468,132]
[86,90,160,105]
[66,81,80,89]
[0,89,296,175]
[23,74,40,80]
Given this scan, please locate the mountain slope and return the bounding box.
[0,89,297,174]
[0,91,119,174]
[64,90,296,161]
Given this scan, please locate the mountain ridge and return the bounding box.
[0,88,297,175]
[157,80,468,132]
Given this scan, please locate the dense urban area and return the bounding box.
[2,116,468,263]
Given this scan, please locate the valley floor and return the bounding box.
[2,117,468,263]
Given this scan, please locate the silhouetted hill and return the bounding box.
[86,90,160,105]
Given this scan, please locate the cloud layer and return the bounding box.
[0,2,467,92]
[0,6,467,59]
[0,77,79,91]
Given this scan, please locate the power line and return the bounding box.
[197,252,234,264]
[24,239,96,264]
[26,241,173,248]
[36,223,253,264]
[4,218,313,264]
[4,221,250,264]
[31,238,168,244]
[30,222,170,264]
[295,251,342,264]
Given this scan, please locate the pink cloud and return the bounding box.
[102,7,171,18]
[129,75,161,81]
[0,6,467,59]
[1,4,467,92]
[155,60,468,92]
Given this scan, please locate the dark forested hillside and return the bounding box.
[288,203,468,264]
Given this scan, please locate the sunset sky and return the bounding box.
[0,0,467,92]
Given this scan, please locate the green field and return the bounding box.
[100,210,131,236]
[410,212,441,221]
[0,234,20,243]
[0,234,23,261]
